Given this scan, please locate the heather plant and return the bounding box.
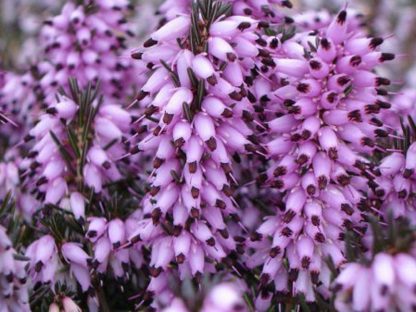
[332,216,416,312]
[1,0,416,311]
[21,81,147,311]
[128,0,263,289]
[245,8,397,305]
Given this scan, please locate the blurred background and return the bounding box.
[1,0,416,87]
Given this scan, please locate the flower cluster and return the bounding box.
[22,87,131,207]
[38,0,138,104]
[332,217,416,312]
[128,0,271,283]
[2,0,416,311]
[0,71,40,144]
[248,8,396,301]
[25,235,61,287]
[25,235,97,310]
[333,252,416,312]
[86,216,135,281]
[372,142,416,222]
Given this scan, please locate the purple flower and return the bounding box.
[250,9,396,302]
[128,0,277,286]
[333,252,416,311]
[23,91,131,207]
[25,235,60,286]
[0,226,29,311]
[372,143,416,221]
[0,71,40,143]
[38,1,139,104]
[86,217,132,280]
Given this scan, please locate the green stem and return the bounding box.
[96,284,111,312]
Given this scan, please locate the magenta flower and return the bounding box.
[333,253,416,312]
[38,0,138,104]
[0,226,29,311]
[0,71,40,144]
[86,217,132,281]
[25,235,60,286]
[22,90,131,207]
[250,9,396,302]
[333,217,416,312]
[127,0,280,288]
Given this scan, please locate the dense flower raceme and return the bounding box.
[1,0,416,311]
[246,9,397,303]
[0,225,29,311]
[1,0,143,145]
[127,0,285,286]
[38,0,140,105]
[21,90,131,212]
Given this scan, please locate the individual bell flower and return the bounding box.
[62,296,82,312]
[61,242,93,293]
[200,282,247,312]
[0,149,20,198]
[25,235,61,286]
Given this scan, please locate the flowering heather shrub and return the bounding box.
[1,0,416,311]
[128,0,270,283]
[22,81,131,206]
[38,0,139,103]
[247,8,396,303]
